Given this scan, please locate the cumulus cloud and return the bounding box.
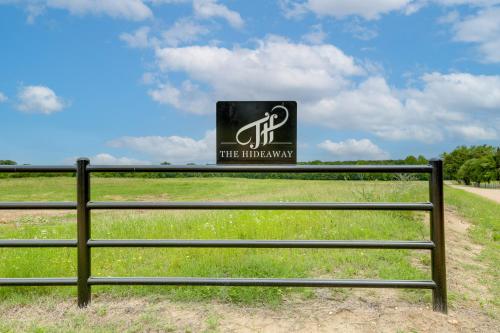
[120,26,151,48]
[161,17,210,46]
[5,0,154,22]
[45,0,152,20]
[304,73,500,142]
[149,35,499,142]
[16,85,66,114]
[318,139,390,160]
[90,153,150,165]
[0,91,7,102]
[282,0,416,20]
[281,0,500,21]
[108,129,216,163]
[450,6,500,63]
[193,0,244,28]
[153,36,363,106]
[301,24,327,44]
[119,18,210,50]
[446,125,498,140]
[148,80,212,114]
[343,19,378,40]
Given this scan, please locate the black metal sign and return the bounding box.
[216,101,297,164]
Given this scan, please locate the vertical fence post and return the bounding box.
[429,159,447,313]
[77,158,91,307]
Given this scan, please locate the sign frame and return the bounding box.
[216,101,297,165]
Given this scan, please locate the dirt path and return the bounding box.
[449,184,500,203]
[0,210,73,224]
[0,208,497,332]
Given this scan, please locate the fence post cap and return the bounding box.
[429,158,443,162]
[76,157,90,163]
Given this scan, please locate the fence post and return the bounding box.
[77,158,91,307]
[429,159,447,313]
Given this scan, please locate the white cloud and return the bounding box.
[318,139,390,160]
[447,125,498,140]
[3,0,153,21]
[301,24,327,44]
[148,80,212,114]
[283,0,416,20]
[193,0,244,28]
[90,153,150,165]
[120,19,209,50]
[154,36,363,107]
[120,26,151,48]
[46,0,153,20]
[343,19,378,40]
[25,3,45,23]
[16,85,66,114]
[150,36,498,143]
[304,73,500,142]
[0,92,7,102]
[432,0,500,6]
[162,17,210,46]
[450,6,500,63]
[108,129,215,163]
[282,0,500,21]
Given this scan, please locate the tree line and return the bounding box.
[1,156,430,181]
[1,146,498,183]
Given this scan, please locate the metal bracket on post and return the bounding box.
[429,159,447,313]
[76,158,91,307]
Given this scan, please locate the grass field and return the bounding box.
[0,177,433,305]
[1,176,499,332]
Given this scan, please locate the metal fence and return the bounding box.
[0,158,447,313]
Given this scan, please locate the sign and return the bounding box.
[216,101,297,164]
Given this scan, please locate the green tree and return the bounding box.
[404,155,418,164]
[417,155,428,165]
[0,160,16,165]
[457,156,496,186]
[442,145,496,180]
[495,147,500,181]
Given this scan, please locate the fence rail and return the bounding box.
[0,158,447,313]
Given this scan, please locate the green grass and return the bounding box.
[444,186,499,315]
[0,177,432,304]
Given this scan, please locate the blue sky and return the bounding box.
[0,0,499,165]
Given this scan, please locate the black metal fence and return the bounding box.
[0,158,447,313]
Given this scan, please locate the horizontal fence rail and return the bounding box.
[0,158,447,313]
[86,239,436,249]
[86,164,433,173]
[87,277,437,289]
[0,240,77,247]
[0,278,77,286]
[0,202,77,209]
[87,201,433,211]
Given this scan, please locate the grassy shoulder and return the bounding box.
[444,186,499,315]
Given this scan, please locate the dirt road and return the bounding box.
[449,184,500,204]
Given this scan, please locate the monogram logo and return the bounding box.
[235,105,289,150]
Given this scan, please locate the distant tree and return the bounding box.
[404,155,418,164]
[442,146,471,179]
[160,162,171,165]
[442,145,496,180]
[496,147,500,181]
[417,155,428,165]
[457,156,496,186]
[0,160,16,165]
